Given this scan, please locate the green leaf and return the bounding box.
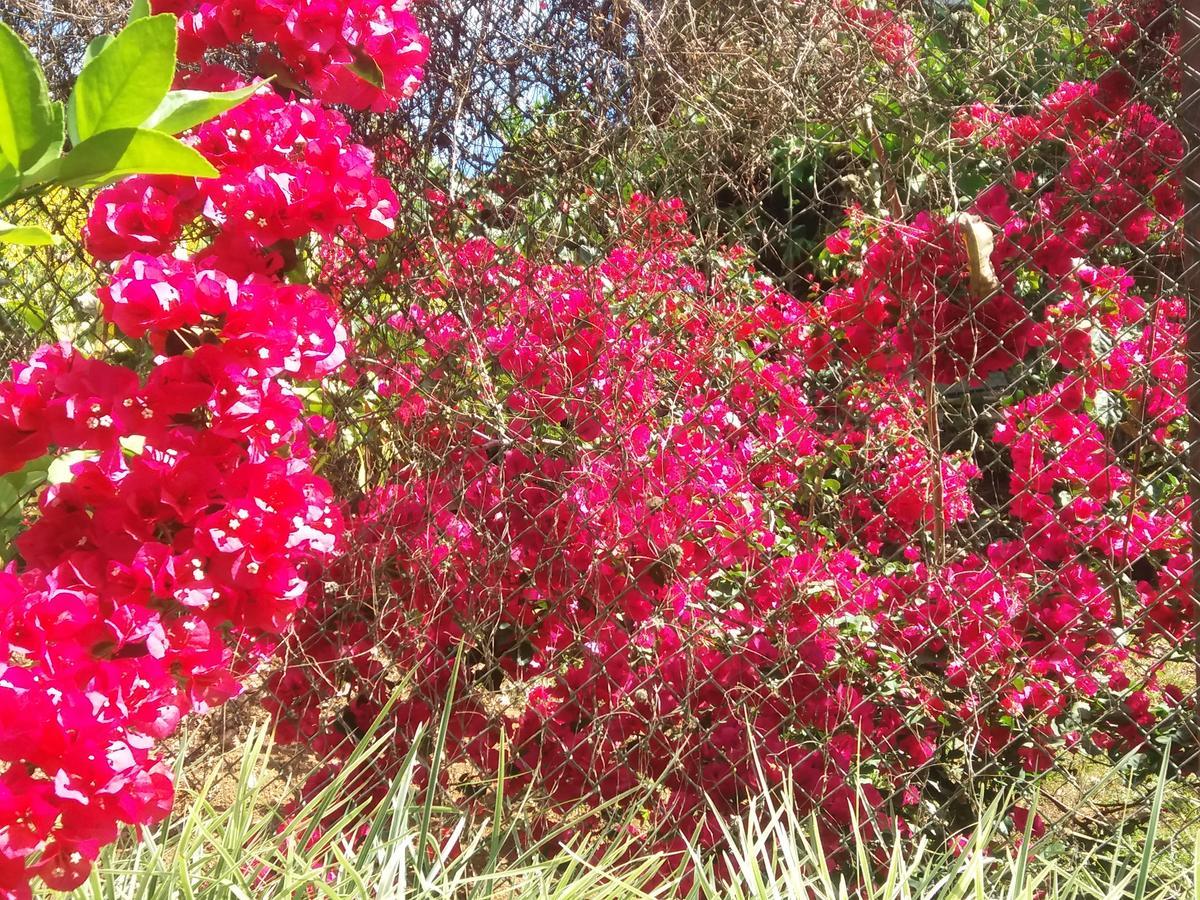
[144,82,263,135]
[25,101,65,174]
[127,0,152,23]
[49,127,216,188]
[66,14,177,143]
[0,166,18,203]
[0,454,51,516]
[0,454,54,559]
[0,20,56,172]
[347,50,385,89]
[0,221,57,245]
[80,34,113,69]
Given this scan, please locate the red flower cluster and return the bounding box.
[268,202,922,849]
[824,209,1040,384]
[152,0,429,110]
[834,0,916,73]
[258,11,1191,871]
[263,176,1187,868]
[0,10,412,899]
[0,286,345,895]
[85,81,399,269]
[953,81,1183,257]
[1086,0,1177,81]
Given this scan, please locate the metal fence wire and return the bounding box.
[5,0,1200,889]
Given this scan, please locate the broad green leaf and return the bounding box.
[0,480,25,550]
[145,82,263,135]
[0,166,18,203]
[25,101,64,174]
[0,221,57,245]
[128,0,152,23]
[0,454,53,557]
[0,453,51,507]
[0,20,56,172]
[67,14,176,143]
[50,127,216,188]
[81,34,113,69]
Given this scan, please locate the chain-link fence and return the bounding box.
[4,0,1200,890]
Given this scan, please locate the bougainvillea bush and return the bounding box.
[0,0,1193,895]
[0,1,424,895]
[261,0,1194,870]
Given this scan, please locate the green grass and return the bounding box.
[52,721,663,900]
[41,719,1200,900]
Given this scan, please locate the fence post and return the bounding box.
[1185,0,1200,768]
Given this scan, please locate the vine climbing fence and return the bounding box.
[4,0,1200,889]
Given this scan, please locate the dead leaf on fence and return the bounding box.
[950,211,1000,299]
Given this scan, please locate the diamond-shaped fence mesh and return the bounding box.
[5,0,1200,890]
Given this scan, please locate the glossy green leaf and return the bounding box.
[0,221,57,245]
[0,453,51,549]
[144,82,263,135]
[66,14,176,143]
[81,34,113,69]
[25,101,65,174]
[50,127,217,188]
[6,455,51,497]
[128,0,152,23]
[0,20,56,172]
[0,166,18,203]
